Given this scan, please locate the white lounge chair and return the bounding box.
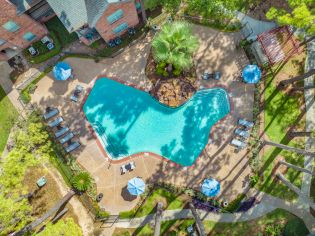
[55,126,69,138]
[234,128,250,138]
[231,139,247,149]
[65,141,80,153]
[47,116,63,128]
[59,132,74,144]
[43,108,59,120]
[238,119,254,128]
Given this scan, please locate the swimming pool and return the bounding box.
[83,78,230,166]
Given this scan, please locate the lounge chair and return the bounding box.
[43,108,59,120]
[121,165,127,174]
[59,132,74,144]
[47,116,63,128]
[54,126,69,138]
[234,128,250,138]
[238,119,254,128]
[231,139,247,149]
[65,141,80,153]
[70,85,84,102]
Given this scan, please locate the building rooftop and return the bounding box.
[46,0,122,32]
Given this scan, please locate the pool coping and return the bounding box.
[79,75,234,168]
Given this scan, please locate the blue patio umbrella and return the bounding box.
[53,62,72,81]
[201,178,220,197]
[242,64,261,84]
[127,177,145,196]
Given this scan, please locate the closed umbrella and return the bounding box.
[53,62,72,81]
[201,178,220,197]
[127,177,145,196]
[242,65,261,84]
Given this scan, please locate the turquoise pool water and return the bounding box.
[83,78,230,166]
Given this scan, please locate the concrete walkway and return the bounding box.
[236,12,277,40]
[113,189,315,232]
[300,40,315,202]
[0,62,25,114]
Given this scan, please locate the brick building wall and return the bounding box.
[0,0,48,60]
[95,1,139,42]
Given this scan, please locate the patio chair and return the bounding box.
[238,119,254,128]
[47,116,63,128]
[65,141,81,153]
[202,71,221,80]
[234,128,250,138]
[54,126,69,138]
[129,161,136,171]
[43,108,59,120]
[59,132,74,144]
[121,165,127,174]
[231,139,247,149]
[70,85,84,102]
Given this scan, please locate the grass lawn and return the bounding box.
[0,86,18,155]
[23,31,62,64]
[45,16,78,46]
[23,166,79,224]
[257,53,307,200]
[113,209,309,236]
[119,188,187,219]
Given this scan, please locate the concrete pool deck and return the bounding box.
[31,25,253,214]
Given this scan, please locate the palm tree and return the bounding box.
[189,202,206,236]
[263,140,315,156]
[278,160,315,176]
[154,202,163,236]
[280,69,315,86]
[152,21,199,73]
[72,172,92,192]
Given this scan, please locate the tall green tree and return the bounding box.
[37,218,82,236]
[0,112,52,234]
[0,194,33,235]
[152,21,199,71]
[266,0,315,39]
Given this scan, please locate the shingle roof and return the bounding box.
[46,0,123,32]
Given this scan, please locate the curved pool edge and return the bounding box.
[80,74,234,167]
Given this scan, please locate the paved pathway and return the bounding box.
[236,12,277,40]
[300,40,315,202]
[0,62,25,115]
[113,189,315,232]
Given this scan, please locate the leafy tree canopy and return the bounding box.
[0,112,52,234]
[0,194,32,235]
[37,218,82,236]
[266,0,315,35]
[152,21,199,70]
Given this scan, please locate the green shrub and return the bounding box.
[265,224,282,236]
[249,174,259,187]
[162,71,169,77]
[156,67,165,76]
[173,69,181,76]
[224,193,245,212]
[72,172,92,192]
[284,218,309,236]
